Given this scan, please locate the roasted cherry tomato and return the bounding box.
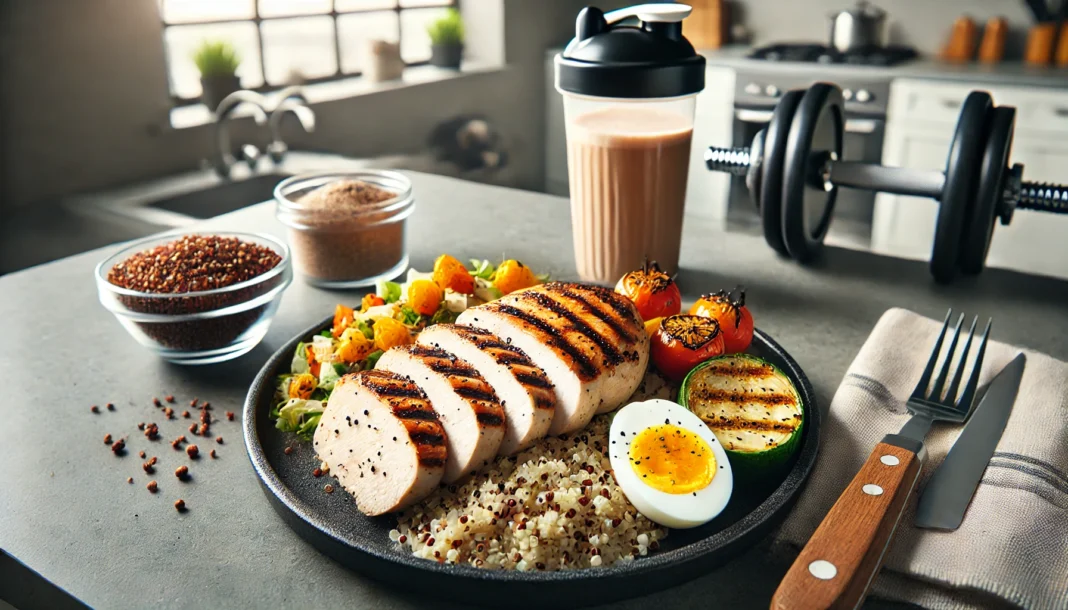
[433,254,476,295]
[332,304,355,337]
[650,315,725,382]
[614,260,682,321]
[494,259,539,295]
[689,286,754,354]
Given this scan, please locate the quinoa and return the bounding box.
[393,410,670,571]
[283,179,406,284]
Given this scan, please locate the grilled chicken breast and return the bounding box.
[376,345,506,482]
[456,282,648,435]
[417,324,556,455]
[313,370,447,516]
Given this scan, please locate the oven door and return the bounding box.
[728,106,885,244]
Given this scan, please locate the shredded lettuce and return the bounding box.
[356,319,374,340]
[429,306,460,325]
[319,330,333,338]
[376,280,402,304]
[290,343,310,375]
[398,305,422,326]
[318,361,341,391]
[469,259,496,280]
[274,398,324,441]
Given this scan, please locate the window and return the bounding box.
[160,0,456,104]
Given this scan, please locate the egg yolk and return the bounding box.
[628,424,716,494]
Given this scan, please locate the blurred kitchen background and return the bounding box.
[1,0,1067,279]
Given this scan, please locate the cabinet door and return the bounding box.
[871,131,949,260]
[983,137,1068,280]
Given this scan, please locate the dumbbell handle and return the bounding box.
[706,145,1068,214]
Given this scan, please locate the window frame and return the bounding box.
[161,0,457,106]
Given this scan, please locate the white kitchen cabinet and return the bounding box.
[873,78,1068,280]
[544,57,735,220]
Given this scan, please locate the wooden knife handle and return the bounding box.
[771,442,922,610]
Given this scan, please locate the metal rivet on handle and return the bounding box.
[808,560,837,580]
[880,455,900,466]
[862,484,884,496]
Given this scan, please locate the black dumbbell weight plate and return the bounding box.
[959,106,1014,275]
[931,91,993,283]
[781,83,844,262]
[760,89,805,257]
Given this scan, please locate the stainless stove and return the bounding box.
[727,42,917,240]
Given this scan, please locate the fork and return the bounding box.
[771,310,990,610]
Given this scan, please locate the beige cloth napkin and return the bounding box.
[775,308,1068,610]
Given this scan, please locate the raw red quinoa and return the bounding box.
[105,235,284,351]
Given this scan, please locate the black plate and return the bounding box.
[243,316,821,609]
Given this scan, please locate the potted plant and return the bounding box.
[427,8,464,69]
[193,40,242,110]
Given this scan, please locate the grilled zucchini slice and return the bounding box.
[678,354,803,473]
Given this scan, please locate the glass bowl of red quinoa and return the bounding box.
[274,170,413,289]
[95,232,292,364]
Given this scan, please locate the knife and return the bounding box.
[915,353,1026,531]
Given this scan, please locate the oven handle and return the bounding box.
[734,109,883,134]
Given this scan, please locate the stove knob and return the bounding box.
[842,88,854,101]
[765,84,780,97]
[855,89,873,103]
[744,82,762,95]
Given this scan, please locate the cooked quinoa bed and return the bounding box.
[390,372,675,571]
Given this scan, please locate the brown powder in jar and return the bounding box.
[287,179,406,283]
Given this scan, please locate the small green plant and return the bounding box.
[192,40,241,77]
[427,9,464,46]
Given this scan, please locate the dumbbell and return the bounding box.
[704,82,1068,283]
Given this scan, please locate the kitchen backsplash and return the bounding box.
[731,0,1035,56]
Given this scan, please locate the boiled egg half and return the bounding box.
[609,398,733,529]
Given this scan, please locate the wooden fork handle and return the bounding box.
[771,440,924,610]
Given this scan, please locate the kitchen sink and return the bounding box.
[144,172,290,220]
[65,151,380,231]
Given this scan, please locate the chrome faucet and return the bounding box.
[267,87,316,163]
[213,90,271,178]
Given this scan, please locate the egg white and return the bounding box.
[608,399,734,529]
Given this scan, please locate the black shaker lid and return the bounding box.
[555,4,705,99]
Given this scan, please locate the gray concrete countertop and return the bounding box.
[2,172,1067,610]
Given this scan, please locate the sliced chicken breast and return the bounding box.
[456,282,648,435]
[376,345,506,482]
[313,370,447,516]
[417,324,556,455]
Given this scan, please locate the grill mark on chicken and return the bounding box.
[392,407,439,422]
[419,457,446,468]
[360,372,429,399]
[551,282,638,323]
[514,371,553,390]
[410,431,446,446]
[453,385,499,404]
[491,304,598,380]
[488,351,529,366]
[533,395,556,410]
[518,291,625,366]
[475,412,505,427]
[552,285,639,344]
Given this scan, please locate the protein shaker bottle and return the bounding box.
[555,4,705,283]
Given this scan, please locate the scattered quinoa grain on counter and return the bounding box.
[190,398,198,408]
[165,395,175,403]
[90,405,99,414]
[198,423,209,436]
[312,468,322,478]
[201,402,211,410]
[138,451,146,459]
[174,499,186,512]
[186,445,199,459]
[147,480,158,493]
[215,436,223,444]
[164,407,174,419]
[106,403,115,411]
[188,423,197,434]
[284,446,293,456]
[182,411,190,418]
[111,439,125,455]
[209,449,217,459]
[226,411,234,421]
[175,465,189,480]
[104,434,113,445]
[127,477,133,484]
[153,397,161,407]
[324,484,334,494]
[137,423,145,431]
